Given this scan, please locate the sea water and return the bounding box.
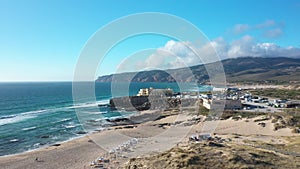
[0,82,210,156]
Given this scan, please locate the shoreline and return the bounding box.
[0,109,170,168]
[0,133,105,169]
[0,106,141,158]
[0,134,88,158]
[1,108,299,168]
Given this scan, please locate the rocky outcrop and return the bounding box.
[110,96,150,111]
[109,96,181,111]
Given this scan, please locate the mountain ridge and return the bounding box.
[96,57,300,83]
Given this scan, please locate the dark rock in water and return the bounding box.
[87,119,98,123]
[122,125,136,129]
[76,131,87,134]
[106,117,135,125]
[40,135,50,138]
[106,117,129,122]
[155,123,171,128]
[51,143,61,147]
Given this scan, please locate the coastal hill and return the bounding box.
[96,57,300,83]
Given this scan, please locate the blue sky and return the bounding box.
[0,0,300,81]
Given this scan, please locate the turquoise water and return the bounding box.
[0,82,210,156]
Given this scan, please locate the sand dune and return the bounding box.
[0,111,297,169]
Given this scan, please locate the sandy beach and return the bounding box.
[0,109,298,169]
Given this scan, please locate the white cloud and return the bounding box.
[138,20,294,70]
[255,20,276,28]
[263,28,283,38]
[142,37,300,69]
[143,40,200,70]
[213,35,300,58]
[232,24,249,34]
[229,20,284,39]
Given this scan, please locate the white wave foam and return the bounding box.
[65,125,76,129]
[0,115,36,126]
[10,139,19,142]
[69,103,99,109]
[21,126,37,131]
[0,99,110,126]
[0,114,16,119]
[97,99,110,105]
[53,118,72,123]
[87,111,107,115]
[20,109,47,116]
[64,124,81,129]
[0,109,48,126]
[69,99,110,109]
[33,143,40,147]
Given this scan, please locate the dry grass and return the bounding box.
[249,88,300,100]
[123,140,300,169]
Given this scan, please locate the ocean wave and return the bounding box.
[20,109,47,116]
[0,98,111,138]
[0,115,36,126]
[33,143,40,147]
[9,139,19,142]
[51,118,72,124]
[64,125,76,129]
[0,109,48,126]
[21,126,37,131]
[0,114,17,120]
[67,102,97,109]
[97,99,110,105]
[68,99,110,109]
[64,124,81,129]
[87,111,107,115]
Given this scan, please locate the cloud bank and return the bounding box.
[134,20,298,70]
[140,37,300,70]
[231,20,284,39]
[212,35,300,59]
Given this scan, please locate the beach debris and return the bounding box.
[34,157,44,162]
[258,122,266,127]
[89,161,97,166]
[91,138,139,168]
[189,133,212,142]
[88,139,94,143]
[189,134,230,144]
[108,138,139,155]
[97,157,104,163]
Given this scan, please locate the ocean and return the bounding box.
[0,82,210,156]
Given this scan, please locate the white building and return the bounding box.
[137,88,150,96]
[202,98,242,110]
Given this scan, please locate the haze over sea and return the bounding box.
[0,82,210,156]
